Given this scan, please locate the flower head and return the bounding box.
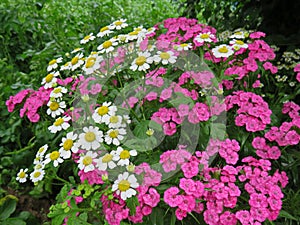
[78,126,103,150]
[16,168,28,183]
[112,172,139,200]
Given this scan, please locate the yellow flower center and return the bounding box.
[115,21,123,26]
[102,154,113,163]
[53,87,62,94]
[63,139,73,151]
[45,74,54,83]
[200,33,210,39]
[109,130,119,138]
[180,43,189,47]
[71,56,79,65]
[35,164,43,170]
[38,147,45,154]
[83,35,91,40]
[218,46,229,53]
[109,116,119,124]
[49,59,56,65]
[135,56,146,66]
[236,40,244,45]
[103,41,112,49]
[97,106,109,115]
[19,171,26,178]
[33,171,41,178]
[120,150,130,159]
[49,102,59,111]
[160,52,170,60]
[85,57,96,68]
[235,31,242,35]
[118,180,130,191]
[129,31,139,36]
[85,132,96,142]
[100,26,109,32]
[83,156,93,166]
[54,118,64,126]
[50,151,60,161]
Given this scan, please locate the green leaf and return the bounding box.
[170,211,176,225]
[149,208,164,225]
[126,196,139,216]
[1,218,26,225]
[133,120,150,139]
[279,210,298,221]
[210,123,226,140]
[0,195,18,220]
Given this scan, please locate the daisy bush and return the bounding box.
[7,17,300,225]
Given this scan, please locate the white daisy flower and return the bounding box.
[130,51,153,71]
[126,28,146,42]
[59,132,79,159]
[48,116,71,133]
[60,61,71,71]
[229,39,248,50]
[78,151,97,172]
[36,144,48,158]
[47,57,63,72]
[106,115,124,128]
[105,128,126,146]
[109,19,128,30]
[44,150,64,167]
[34,162,45,171]
[212,44,234,58]
[30,169,45,183]
[82,54,103,75]
[97,26,113,37]
[80,33,96,44]
[230,30,248,39]
[153,50,177,65]
[113,147,137,166]
[112,172,139,201]
[96,152,117,171]
[71,47,83,54]
[50,86,68,99]
[16,168,28,183]
[146,27,156,35]
[117,34,129,43]
[46,100,66,118]
[70,52,85,71]
[41,71,59,89]
[78,126,103,150]
[122,115,131,125]
[92,102,117,124]
[194,32,216,44]
[97,39,118,54]
[174,43,192,51]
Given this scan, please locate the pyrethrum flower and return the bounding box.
[78,126,103,150]
[105,115,124,128]
[70,52,85,71]
[47,57,63,72]
[194,32,215,44]
[230,30,248,39]
[96,152,117,171]
[30,169,45,183]
[16,168,28,183]
[153,51,177,65]
[113,146,137,166]
[112,172,139,200]
[97,39,118,54]
[212,44,234,58]
[174,43,192,51]
[50,86,68,99]
[48,116,71,133]
[229,39,248,50]
[97,26,113,37]
[80,33,96,44]
[105,128,126,146]
[46,100,66,118]
[36,144,48,158]
[82,54,103,75]
[130,52,153,71]
[109,19,128,30]
[59,132,79,159]
[92,102,117,124]
[41,71,59,89]
[44,150,64,167]
[78,151,98,172]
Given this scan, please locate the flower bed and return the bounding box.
[7,17,300,225]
